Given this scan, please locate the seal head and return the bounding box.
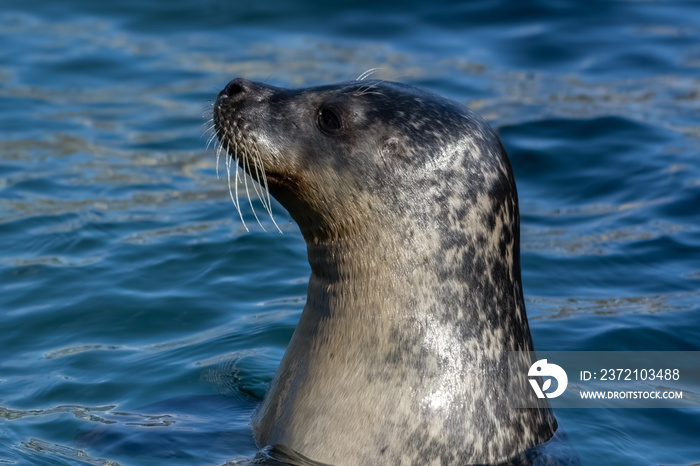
[214,78,557,465]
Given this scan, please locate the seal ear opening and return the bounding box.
[380,137,405,159]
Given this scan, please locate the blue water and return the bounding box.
[1,0,699,464]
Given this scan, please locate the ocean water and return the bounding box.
[1,0,699,465]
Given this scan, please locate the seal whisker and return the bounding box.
[205,130,218,154]
[202,118,216,134]
[355,86,378,97]
[248,158,278,232]
[225,148,245,230]
[357,90,384,97]
[233,145,245,228]
[252,145,273,212]
[203,118,220,177]
[251,152,269,212]
[234,119,266,208]
[233,136,242,185]
[355,80,387,97]
[223,127,248,231]
[248,144,270,212]
[251,144,282,233]
[243,141,267,212]
[356,68,383,81]
[205,128,217,148]
[241,142,265,231]
[214,135,223,179]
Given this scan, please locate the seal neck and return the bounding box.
[305,227,411,284]
[302,220,533,352]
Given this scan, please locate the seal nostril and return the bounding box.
[225,82,244,96]
[219,78,248,100]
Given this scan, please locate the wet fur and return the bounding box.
[213,79,558,465]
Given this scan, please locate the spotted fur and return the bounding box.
[213,79,558,465]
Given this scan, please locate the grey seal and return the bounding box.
[213,77,558,465]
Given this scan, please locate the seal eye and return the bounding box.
[317,108,342,133]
